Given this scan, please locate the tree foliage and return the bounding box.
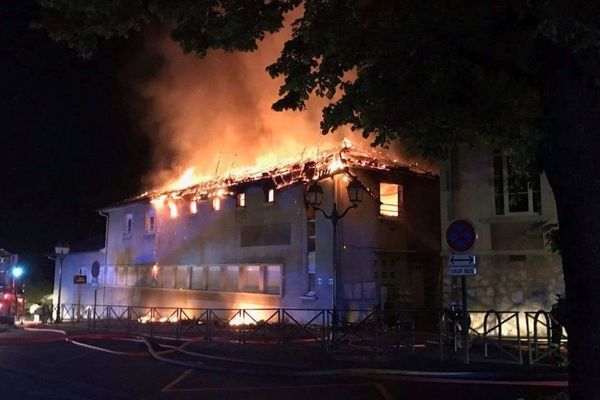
[37,0,599,165]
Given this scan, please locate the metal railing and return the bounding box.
[525,310,567,365]
[44,304,567,365]
[468,310,523,364]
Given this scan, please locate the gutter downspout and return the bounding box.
[98,211,109,306]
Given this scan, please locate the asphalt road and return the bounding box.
[0,330,566,400]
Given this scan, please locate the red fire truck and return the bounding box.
[0,249,18,324]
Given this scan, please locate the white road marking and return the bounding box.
[374,383,395,400]
[161,368,193,392]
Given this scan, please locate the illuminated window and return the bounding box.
[212,197,221,211]
[267,189,275,203]
[124,213,133,235]
[190,200,197,214]
[493,151,541,215]
[379,183,403,217]
[237,193,246,207]
[168,201,178,218]
[145,209,155,234]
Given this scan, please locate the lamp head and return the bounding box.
[346,176,364,206]
[306,183,324,207]
[54,243,70,256]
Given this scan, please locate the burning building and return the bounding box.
[54,142,440,317]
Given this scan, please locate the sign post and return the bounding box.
[91,261,100,330]
[446,219,477,364]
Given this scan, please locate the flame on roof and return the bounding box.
[132,140,423,204]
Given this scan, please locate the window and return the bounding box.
[207,266,222,290]
[244,265,260,293]
[126,267,137,287]
[124,213,133,236]
[212,197,221,211]
[226,266,240,291]
[145,209,155,234]
[237,193,245,208]
[191,266,206,290]
[105,267,116,285]
[267,189,275,203]
[168,201,178,218]
[117,266,127,286]
[493,152,541,215]
[265,265,281,295]
[137,266,150,287]
[162,266,176,289]
[98,266,106,284]
[176,266,190,289]
[109,263,281,294]
[190,201,197,214]
[379,183,403,217]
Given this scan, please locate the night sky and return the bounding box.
[0,2,151,284]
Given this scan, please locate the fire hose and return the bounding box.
[27,328,564,385]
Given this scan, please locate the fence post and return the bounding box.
[279,309,285,350]
[206,309,212,343]
[516,312,523,365]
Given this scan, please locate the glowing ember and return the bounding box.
[151,195,166,209]
[229,313,251,327]
[138,314,179,324]
[190,200,197,214]
[327,154,345,174]
[228,305,273,326]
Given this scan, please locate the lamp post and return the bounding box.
[306,176,364,338]
[11,266,24,323]
[54,243,70,323]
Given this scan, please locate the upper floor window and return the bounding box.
[145,209,155,234]
[124,213,133,236]
[493,151,541,215]
[267,189,275,203]
[379,182,403,217]
[237,193,246,208]
[212,197,221,211]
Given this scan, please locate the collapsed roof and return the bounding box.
[121,140,432,206]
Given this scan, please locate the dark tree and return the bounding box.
[37,1,600,397]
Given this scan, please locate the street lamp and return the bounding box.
[306,176,364,330]
[54,243,70,323]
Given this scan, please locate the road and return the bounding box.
[0,330,565,400]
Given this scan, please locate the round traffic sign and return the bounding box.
[446,219,477,253]
[91,261,100,278]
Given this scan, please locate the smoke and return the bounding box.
[132,19,363,191]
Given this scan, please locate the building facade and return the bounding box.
[54,146,441,321]
[440,143,563,327]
